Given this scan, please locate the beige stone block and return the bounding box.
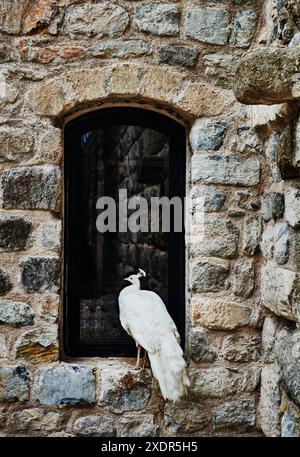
[178,82,225,117]
[142,66,184,103]
[109,65,142,95]
[65,68,109,103]
[26,78,74,117]
[192,299,252,330]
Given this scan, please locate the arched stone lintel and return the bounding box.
[25,64,226,123]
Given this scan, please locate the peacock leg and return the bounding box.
[135,344,141,369]
[141,351,147,369]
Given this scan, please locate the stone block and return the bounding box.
[192,154,260,186]
[158,45,197,68]
[0,300,34,327]
[0,366,30,402]
[192,216,239,259]
[243,216,262,256]
[11,408,65,432]
[233,261,254,298]
[190,120,228,152]
[221,334,260,362]
[261,266,300,321]
[134,4,179,36]
[0,215,32,252]
[233,9,257,48]
[285,187,300,228]
[118,414,158,437]
[64,3,129,38]
[164,400,209,433]
[260,365,281,437]
[190,328,217,363]
[213,400,256,428]
[73,415,116,437]
[32,365,96,406]
[0,166,61,211]
[185,8,230,45]
[89,41,150,59]
[0,127,34,163]
[16,328,58,364]
[99,368,151,413]
[191,260,229,292]
[192,300,252,330]
[0,268,12,295]
[20,256,60,293]
[261,193,285,222]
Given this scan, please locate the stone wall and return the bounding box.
[0,0,298,438]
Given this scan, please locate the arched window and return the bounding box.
[64,108,186,356]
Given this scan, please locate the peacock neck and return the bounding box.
[120,283,140,296]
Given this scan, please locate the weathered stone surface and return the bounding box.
[221,334,261,362]
[73,415,115,437]
[276,327,300,409]
[64,3,129,38]
[0,127,34,163]
[11,408,65,431]
[157,46,197,68]
[0,0,27,34]
[262,315,279,363]
[213,400,256,428]
[35,127,62,165]
[0,43,15,62]
[0,300,34,327]
[0,333,7,358]
[192,155,260,186]
[190,328,217,363]
[118,414,158,437]
[32,365,96,406]
[0,166,61,211]
[20,256,60,293]
[285,187,300,228]
[134,4,179,36]
[233,9,257,47]
[100,369,151,413]
[192,300,252,330]
[191,260,229,292]
[235,126,262,154]
[185,8,230,45]
[178,82,225,117]
[261,266,300,321]
[39,221,61,252]
[190,120,227,152]
[0,268,12,295]
[89,41,150,59]
[260,365,281,437]
[16,328,58,364]
[164,400,209,433]
[0,215,31,252]
[261,193,285,222]
[234,48,300,104]
[261,223,289,265]
[191,186,226,212]
[192,216,239,259]
[281,404,300,437]
[203,52,241,89]
[22,0,58,34]
[190,367,260,398]
[0,366,30,402]
[243,216,262,256]
[233,261,254,298]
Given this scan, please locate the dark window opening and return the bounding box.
[64,108,186,357]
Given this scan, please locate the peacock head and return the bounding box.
[123,268,146,285]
